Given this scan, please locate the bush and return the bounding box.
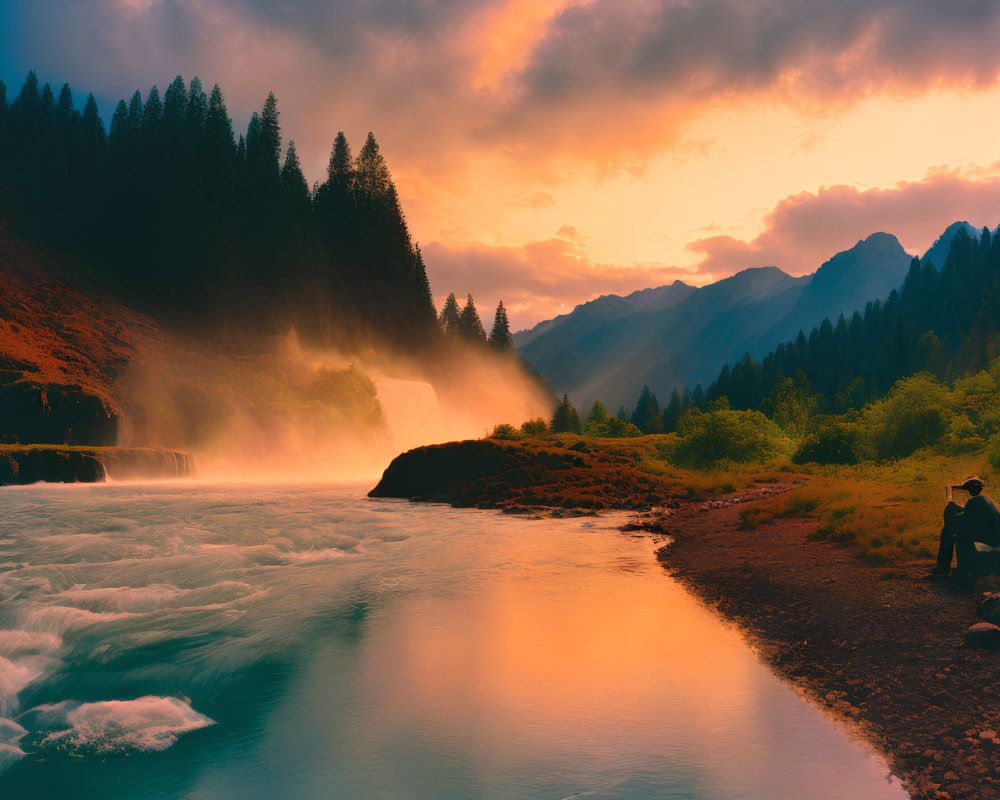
[520,417,548,436]
[671,406,794,468]
[988,433,1000,472]
[859,374,953,459]
[793,421,864,465]
[490,423,521,440]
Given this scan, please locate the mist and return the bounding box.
[115,331,552,482]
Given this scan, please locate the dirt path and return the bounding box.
[643,493,1000,800]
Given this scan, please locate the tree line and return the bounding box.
[438,293,514,353]
[0,71,437,354]
[702,225,1000,420]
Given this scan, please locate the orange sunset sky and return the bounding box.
[5,0,1000,328]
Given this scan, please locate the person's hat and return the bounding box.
[961,476,986,491]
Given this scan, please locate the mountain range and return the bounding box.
[514,222,981,411]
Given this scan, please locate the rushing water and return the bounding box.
[0,482,906,800]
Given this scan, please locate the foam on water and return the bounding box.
[32,697,215,753]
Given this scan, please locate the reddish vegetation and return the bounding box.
[0,215,161,407]
[369,437,685,510]
[651,497,1000,800]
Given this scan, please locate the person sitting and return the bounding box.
[929,476,1000,584]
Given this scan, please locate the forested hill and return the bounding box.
[707,225,1000,412]
[0,71,437,355]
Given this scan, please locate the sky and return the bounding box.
[4,0,1000,329]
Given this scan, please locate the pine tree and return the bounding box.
[259,91,281,171]
[353,132,391,201]
[40,83,55,126]
[327,131,353,188]
[141,86,163,143]
[414,245,436,323]
[163,75,187,137]
[17,70,39,110]
[551,394,583,434]
[439,293,461,337]
[81,94,105,146]
[488,301,514,352]
[631,385,664,434]
[55,84,73,127]
[126,91,142,145]
[281,141,310,208]
[0,79,7,117]
[458,294,487,343]
[109,100,128,148]
[584,401,611,436]
[185,77,207,134]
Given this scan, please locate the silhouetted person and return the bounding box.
[930,476,1000,584]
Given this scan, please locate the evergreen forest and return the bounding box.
[0,71,438,354]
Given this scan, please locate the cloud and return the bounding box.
[6,0,1000,179]
[687,168,1000,277]
[423,231,697,329]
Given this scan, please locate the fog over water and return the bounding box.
[0,482,906,799]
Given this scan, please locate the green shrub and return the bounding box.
[520,417,548,436]
[859,373,953,459]
[490,423,521,440]
[671,406,794,468]
[793,421,863,465]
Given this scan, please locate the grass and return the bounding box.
[484,430,997,569]
[729,451,994,565]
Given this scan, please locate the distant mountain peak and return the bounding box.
[921,221,981,267]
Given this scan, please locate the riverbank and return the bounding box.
[0,445,192,485]
[371,436,1000,799]
[646,492,1000,800]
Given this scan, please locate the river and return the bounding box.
[0,481,906,799]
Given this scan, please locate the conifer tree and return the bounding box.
[328,131,353,188]
[17,71,39,110]
[185,77,207,134]
[439,293,462,338]
[109,100,128,148]
[631,385,664,434]
[0,79,7,117]
[551,394,583,434]
[40,84,55,126]
[205,85,233,152]
[353,132,391,201]
[81,94,105,145]
[584,400,611,436]
[141,86,163,143]
[281,141,310,208]
[458,294,487,343]
[616,406,628,422]
[55,84,73,126]
[126,90,142,144]
[488,301,514,352]
[163,75,187,136]
[259,92,281,170]
[414,245,436,320]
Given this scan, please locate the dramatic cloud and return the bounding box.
[688,168,1000,277]
[6,0,1000,176]
[423,234,697,330]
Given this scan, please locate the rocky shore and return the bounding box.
[0,445,192,485]
[645,491,1000,800]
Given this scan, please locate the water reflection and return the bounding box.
[0,484,905,799]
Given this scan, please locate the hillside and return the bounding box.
[517,231,922,410]
[517,266,807,410]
